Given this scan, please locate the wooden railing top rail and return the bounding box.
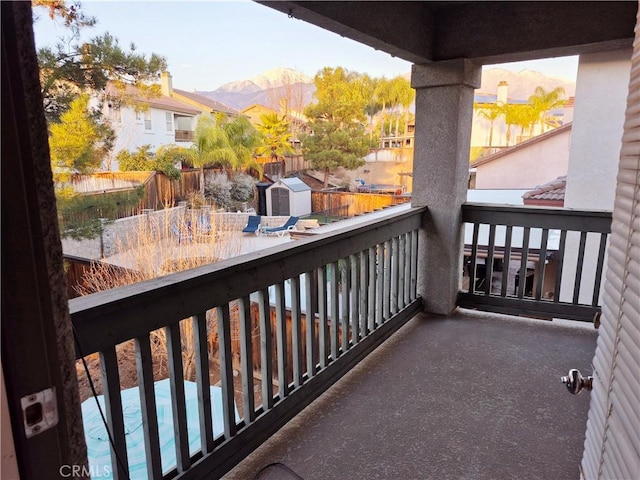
[70,206,427,357]
[463,202,612,232]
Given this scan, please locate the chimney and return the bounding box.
[161,71,173,96]
[496,81,508,105]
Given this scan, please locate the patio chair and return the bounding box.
[171,223,193,244]
[262,216,299,237]
[242,215,262,235]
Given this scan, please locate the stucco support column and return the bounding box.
[411,59,481,315]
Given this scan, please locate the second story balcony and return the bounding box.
[175,130,195,142]
[67,203,606,480]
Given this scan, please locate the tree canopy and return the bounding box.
[33,0,167,122]
[48,94,113,182]
[302,67,369,187]
[255,113,295,161]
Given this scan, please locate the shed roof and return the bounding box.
[523,176,566,205]
[269,177,311,192]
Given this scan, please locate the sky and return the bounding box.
[32,0,579,92]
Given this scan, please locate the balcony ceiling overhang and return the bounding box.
[257,1,637,65]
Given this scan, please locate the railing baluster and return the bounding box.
[368,247,376,333]
[329,262,339,360]
[485,224,496,295]
[592,233,608,306]
[501,225,513,297]
[165,322,190,471]
[318,266,328,368]
[398,235,406,308]
[258,288,273,410]
[376,243,385,326]
[573,231,588,304]
[403,233,411,306]
[360,250,368,337]
[304,271,316,379]
[99,347,129,480]
[391,237,400,314]
[469,223,480,293]
[350,254,360,344]
[383,239,392,319]
[216,305,237,439]
[134,335,162,480]
[554,230,568,303]
[535,229,549,301]
[340,258,350,352]
[517,227,531,299]
[274,282,288,400]
[238,296,255,423]
[410,230,418,301]
[290,276,304,389]
[192,312,213,452]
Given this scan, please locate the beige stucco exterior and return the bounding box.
[472,124,571,189]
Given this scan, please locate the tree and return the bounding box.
[48,94,113,183]
[388,76,414,137]
[528,86,566,134]
[34,0,167,122]
[222,115,263,173]
[117,144,182,180]
[476,103,502,147]
[255,113,295,161]
[302,67,369,187]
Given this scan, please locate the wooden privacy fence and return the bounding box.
[71,170,202,212]
[312,191,411,220]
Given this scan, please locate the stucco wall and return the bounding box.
[474,127,571,189]
[560,50,632,305]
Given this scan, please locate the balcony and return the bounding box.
[175,130,195,142]
[69,203,603,480]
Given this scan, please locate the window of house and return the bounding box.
[166,112,173,131]
[144,111,152,130]
[135,110,142,121]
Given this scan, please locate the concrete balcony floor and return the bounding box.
[224,309,597,480]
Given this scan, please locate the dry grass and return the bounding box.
[75,207,247,401]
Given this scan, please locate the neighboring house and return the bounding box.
[160,71,240,120]
[102,72,239,171]
[102,83,202,170]
[266,177,312,216]
[470,122,572,189]
[522,176,566,207]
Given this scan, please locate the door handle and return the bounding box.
[560,369,593,395]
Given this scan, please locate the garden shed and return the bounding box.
[266,177,312,217]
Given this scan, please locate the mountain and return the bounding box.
[479,68,576,100]
[197,66,576,112]
[197,67,314,111]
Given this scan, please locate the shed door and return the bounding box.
[580,19,640,480]
[271,187,290,216]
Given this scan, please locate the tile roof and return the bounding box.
[522,176,566,204]
[173,89,239,116]
[105,83,201,115]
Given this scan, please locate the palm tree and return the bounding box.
[222,115,263,174]
[255,112,295,162]
[476,103,502,147]
[374,78,393,138]
[389,76,414,138]
[528,86,566,135]
[191,116,236,193]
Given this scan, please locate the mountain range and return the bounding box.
[196,66,576,112]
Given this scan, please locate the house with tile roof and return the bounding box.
[100,72,240,171]
[470,122,572,190]
[101,83,203,170]
[522,176,566,207]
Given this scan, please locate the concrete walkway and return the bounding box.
[224,309,597,480]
